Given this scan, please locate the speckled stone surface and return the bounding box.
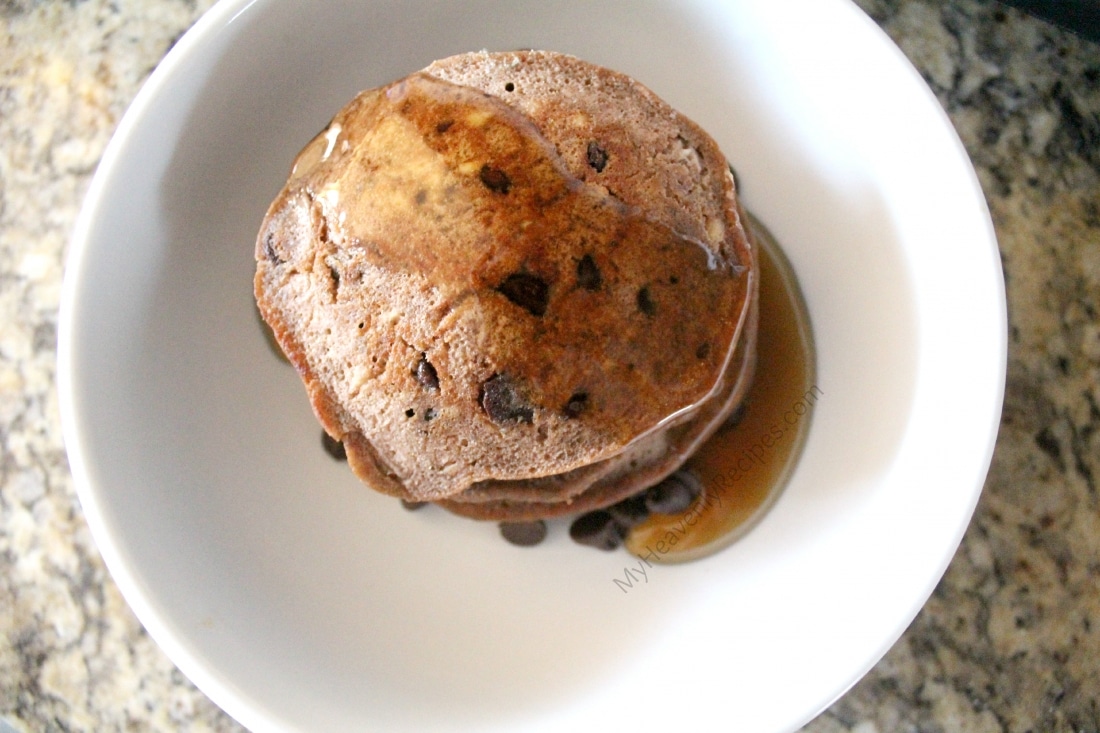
[1,0,1097,730]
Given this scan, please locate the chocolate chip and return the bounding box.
[415,355,440,391]
[405,408,416,418]
[479,164,512,193]
[436,119,454,134]
[496,272,549,316]
[504,82,515,92]
[562,391,588,418]
[262,233,283,264]
[480,373,534,424]
[499,520,547,547]
[576,254,601,291]
[645,471,702,515]
[321,431,346,461]
[401,499,427,511]
[586,141,609,172]
[637,286,657,316]
[696,342,710,359]
[607,494,650,529]
[569,510,626,550]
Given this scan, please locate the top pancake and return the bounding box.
[254,50,754,502]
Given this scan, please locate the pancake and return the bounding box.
[254,50,757,516]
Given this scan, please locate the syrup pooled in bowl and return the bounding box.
[625,214,816,562]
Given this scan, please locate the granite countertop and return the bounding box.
[2,0,1098,730]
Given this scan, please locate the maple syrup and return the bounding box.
[625,214,816,562]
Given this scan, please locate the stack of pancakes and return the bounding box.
[255,50,758,521]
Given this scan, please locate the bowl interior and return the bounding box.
[60,0,1005,731]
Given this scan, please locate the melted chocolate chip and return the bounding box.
[562,391,588,418]
[696,342,710,359]
[479,164,512,194]
[496,272,549,316]
[480,373,534,424]
[576,254,601,291]
[499,520,547,546]
[645,471,702,515]
[586,141,609,172]
[607,494,650,529]
[401,499,427,511]
[415,355,440,391]
[321,431,346,461]
[569,510,625,550]
[637,286,657,316]
[262,233,283,264]
[436,119,454,134]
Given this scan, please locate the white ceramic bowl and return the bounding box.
[58,1,1006,731]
